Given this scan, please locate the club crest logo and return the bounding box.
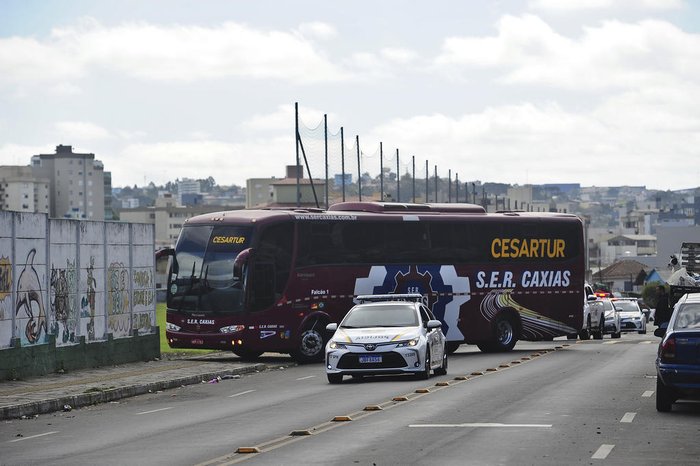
[354,265,469,341]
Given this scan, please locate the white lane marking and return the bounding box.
[642,391,654,398]
[620,412,636,423]
[409,423,552,428]
[296,375,316,381]
[602,341,618,344]
[229,389,256,398]
[136,407,174,415]
[639,341,652,345]
[592,444,615,459]
[9,431,58,443]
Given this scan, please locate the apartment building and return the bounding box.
[118,193,236,248]
[30,145,106,220]
[0,166,50,213]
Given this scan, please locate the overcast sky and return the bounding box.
[1,0,699,191]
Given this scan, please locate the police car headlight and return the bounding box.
[396,338,419,347]
[166,322,181,332]
[329,341,346,350]
[220,324,245,334]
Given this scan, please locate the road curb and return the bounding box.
[0,363,268,421]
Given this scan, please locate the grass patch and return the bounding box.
[157,302,215,356]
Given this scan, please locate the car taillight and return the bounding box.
[659,336,676,362]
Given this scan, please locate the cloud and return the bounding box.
[434,15,700,92]
[242,104,338,133]
[53,121,113,140]
[0,17,347,90]
[298,22,337,39]
[380,47,418,64]
[528,0,684,12]
[366,101,700,189]
[111,138,294,186]
[0,143,55,165]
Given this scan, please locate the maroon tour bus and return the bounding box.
[159,202,585,363]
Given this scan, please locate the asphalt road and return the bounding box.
[2,329,699,466]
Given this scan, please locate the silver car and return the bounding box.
[325,294,447,384]
[595,299,621,338]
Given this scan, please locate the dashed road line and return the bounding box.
[409,423,552,428]
[642,391,654,398]
[197,347,565,465]
[9,431,58,443]
[620,412,636,423]
[592,444,615,460]
[229,389,256,398]
[296,375,316,381]
[136,407,174,415]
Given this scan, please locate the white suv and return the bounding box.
[579,284,605,340]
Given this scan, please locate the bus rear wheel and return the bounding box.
[291,325,327,364]
[488,314,518,352]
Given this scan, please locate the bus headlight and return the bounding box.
[166,322,181,331]
[220,324,245,334]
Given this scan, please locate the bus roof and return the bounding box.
[183,202,581,226]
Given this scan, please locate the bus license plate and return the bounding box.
[359,355,382,363]
[191,339,204,345]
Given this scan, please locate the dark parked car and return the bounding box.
[655,293,700,412]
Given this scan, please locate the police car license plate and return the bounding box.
[359,355,382,363]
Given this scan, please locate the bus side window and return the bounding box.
[252,223,293,310]
[250,262,275,311]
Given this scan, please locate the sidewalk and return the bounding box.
[0,352,293,420]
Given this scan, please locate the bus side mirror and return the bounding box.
[156,247,174,259]
[233,248,253,280]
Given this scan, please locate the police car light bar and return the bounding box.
[356,294,424,303]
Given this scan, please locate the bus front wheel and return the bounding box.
[292,325,327,364]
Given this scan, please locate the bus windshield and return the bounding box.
[168,225,253,313]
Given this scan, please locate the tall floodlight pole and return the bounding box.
[341,127,346,202]
[295,102,301,207]
[412,156,416,203]
[434,165,438,203]
[356,135,361,202]
[324,114,329,209]
[455,173,459,203]
[425,160,429,202]
[380,142,384,201]
[448,169,452,203]
[396,148,400,203]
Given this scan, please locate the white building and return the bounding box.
[0,166,50,214]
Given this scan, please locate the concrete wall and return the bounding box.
[0,211,158,380]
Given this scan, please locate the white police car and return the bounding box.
[325,294,447,384]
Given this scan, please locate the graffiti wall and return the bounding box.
[0,211,155,350]
[0,212,15,347]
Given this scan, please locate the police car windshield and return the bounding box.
[341,304,419,328]
[613,301,639,312]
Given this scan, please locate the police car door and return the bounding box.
[420,304,443,368]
